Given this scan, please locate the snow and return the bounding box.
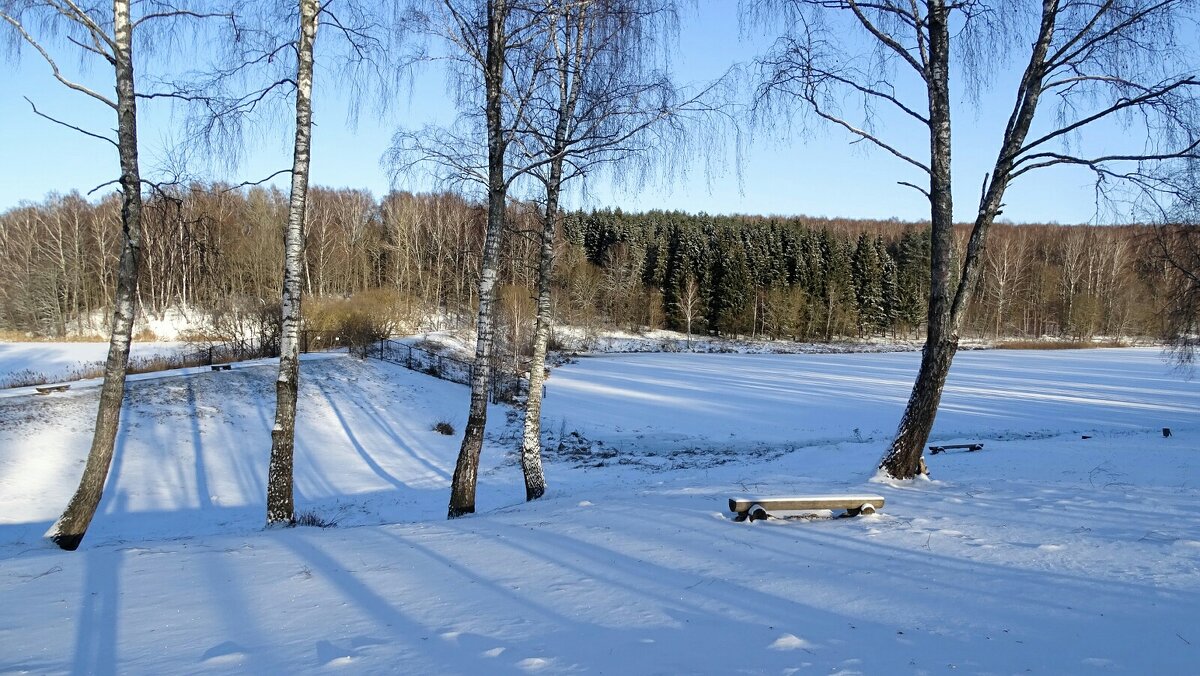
[0,346,1198,674]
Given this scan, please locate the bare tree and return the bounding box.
[1148,171,1200,370]
[1,0,231,549]
[156,0,397,526]
[390,0,555,517]
[1156,223,1200,369]
[264,0,320,526]
[676,273,702,348]
[516,0,700,501]
[751,0,1200,479]
[983,228,1028,339]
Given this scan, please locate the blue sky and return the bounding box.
[0,2,1123,224]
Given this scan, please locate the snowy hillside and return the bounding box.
[0,348,1197,674]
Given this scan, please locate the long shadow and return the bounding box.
[374,528,806,676]
[96,400,133,520]
[277,531,476,673]
[186,380,212,509]
[192,536,273,672]
[745,508,1200,615]
[71,513,123,675]
[343,396,450,482]
[398,517,930,673]
[311,379,408,492]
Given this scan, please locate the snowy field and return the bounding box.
[0,348,1197,674]
[0,341,187,387]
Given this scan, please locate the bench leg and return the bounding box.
[845,504,876,518]
[733,512,748,522]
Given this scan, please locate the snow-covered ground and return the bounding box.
[548,326,934,355]
[0,341,188,387]
[0,348,1197,674]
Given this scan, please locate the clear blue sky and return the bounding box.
[0,2,1122,224]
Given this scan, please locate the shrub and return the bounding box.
[197,296,283,358]
[304,289,419,353]
[432,421,455,435]
[994,339,1127,350]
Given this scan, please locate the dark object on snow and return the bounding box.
[34,384,70,395]
[928,443,983,455]
[729,495,885,521]
[1163,428,1173,438]
[1082,435,1092,440]
[210,364,232,371]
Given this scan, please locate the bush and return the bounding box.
[194,296,283,358]
[304,289,418,352]
[432,421,455,435]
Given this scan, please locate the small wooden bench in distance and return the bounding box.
[34,384,70,395]
[728,495,885,521]
[210,364,232,371]
[928,443,983,455]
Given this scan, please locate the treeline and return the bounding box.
[563,210,1161,341]
[0,185,1166,343]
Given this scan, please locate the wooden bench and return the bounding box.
[728,495,885,522]
[34,384,70,395]
[210,364,232,371]
[928,443,983,455]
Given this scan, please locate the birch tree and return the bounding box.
[390,0,552,517]
[265,0,319,526]
[1,0,229,550]
[751,0,1200,479]
[517,0,698,501]
[158,0,396,526]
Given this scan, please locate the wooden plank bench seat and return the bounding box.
[34,384,70,395]
[928,443,983,455]
[729,495,885,522]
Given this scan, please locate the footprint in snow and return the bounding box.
[315,640,356,667]
[200,641,247,665]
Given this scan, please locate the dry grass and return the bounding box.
[0,351,232,389]
[994,339,1129,350]
[0,330,106,342]
[0,328,161,343]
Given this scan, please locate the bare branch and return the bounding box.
[1,11,118,109]
[23,96,118,147]
[219,168,294,193]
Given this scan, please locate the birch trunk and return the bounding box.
[448,0,507,519]
[879,0,954,480]
[49,0,143,551]
[521,168,562,502]
[266,0,319,526]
